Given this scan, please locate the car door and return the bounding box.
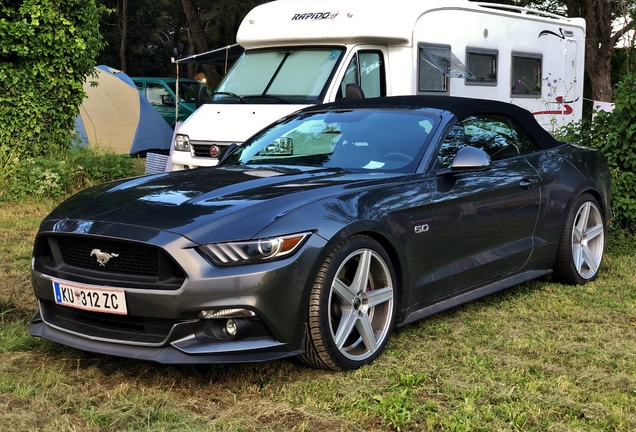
[410,114,542,302]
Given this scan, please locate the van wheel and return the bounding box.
[298,236,396,370]
[553,193,606,284]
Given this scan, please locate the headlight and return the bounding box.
[199,232,311,266]
[174,134,190,151]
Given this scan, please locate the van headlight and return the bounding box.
[199,232,311,266]
[174,134,190,151]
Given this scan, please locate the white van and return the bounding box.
[170,0,585,170]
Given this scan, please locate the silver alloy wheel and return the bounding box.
[571,200,605,279]
[327,248,394,361]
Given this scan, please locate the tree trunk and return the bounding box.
[180,0,216,83]
[180,0,209,54]
[119,0,128,73]
[223,0,237,45]
[565,0,635,102]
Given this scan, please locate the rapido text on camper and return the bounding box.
[291,12,339,21]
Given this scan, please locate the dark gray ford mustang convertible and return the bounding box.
[30,96,611,370]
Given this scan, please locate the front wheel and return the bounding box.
[553,193,606,284]
[298,235,397,370]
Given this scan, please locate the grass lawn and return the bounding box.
[1,200,634,431]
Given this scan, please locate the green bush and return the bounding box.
[0,146,143,200]
[556,73,636,231]
[0,0,104,157]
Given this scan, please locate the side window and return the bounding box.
[359,52,384,97]
[418,44,450,93]
[511,53,542,97]
[435,115,540,169]
[465,49,497,86]
[435,123,468,169]
[338,50,385,99]
[145,83,167,105]
[510,121,541,155]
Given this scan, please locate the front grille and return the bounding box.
[57,236,158,277]
[34,235,186,290]
[190,141,231,158]
[42,300,180,344]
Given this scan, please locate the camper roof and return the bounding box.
[237,0,585,50]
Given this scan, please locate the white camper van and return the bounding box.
[170,0,585,170]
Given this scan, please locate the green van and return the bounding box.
[132,77,200,128]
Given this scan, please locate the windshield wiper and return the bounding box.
[210,91,246,103]
[242,94,292,104]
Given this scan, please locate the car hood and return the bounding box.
[46,166,404,244]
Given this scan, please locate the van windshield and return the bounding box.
[215,48,344,103]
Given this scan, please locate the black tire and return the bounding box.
[298,235,397,370]
[553,193,606,285]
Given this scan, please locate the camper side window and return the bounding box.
[338,51,385,99]
[511,53,542,97]
[418,44,450,93]
[465,49,497,86]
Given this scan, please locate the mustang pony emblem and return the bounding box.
[90,249,119,266]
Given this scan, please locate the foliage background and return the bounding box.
[0,0,104,157]
[557,74,636,231]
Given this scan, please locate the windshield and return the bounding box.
[214,48,345,103]
[222,109,439,173]
[167,81,199,103]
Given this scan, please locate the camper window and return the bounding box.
[338,51,385,99]
[511,53,542,97]
[465,49,497,86]
[418,44,451,93]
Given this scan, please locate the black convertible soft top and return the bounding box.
[310,95,564,150]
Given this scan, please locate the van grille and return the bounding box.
[189,140,233,158]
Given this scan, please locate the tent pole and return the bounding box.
[175,61,180,127]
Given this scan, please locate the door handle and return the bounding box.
[519,177,539,189]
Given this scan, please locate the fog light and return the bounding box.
[225,319,238,336]
[222,318,252,339]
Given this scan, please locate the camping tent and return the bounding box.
[75,65,173,155]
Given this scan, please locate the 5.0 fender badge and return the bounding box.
[415,224,429,234]
[90,248,119,266]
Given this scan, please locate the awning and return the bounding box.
[174,44,244,72]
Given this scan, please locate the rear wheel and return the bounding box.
[298,236,397,370]
[553,193,606,284]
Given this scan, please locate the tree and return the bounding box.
[0,0,104,157]
[98,0,180,77]
[563,0,636,102]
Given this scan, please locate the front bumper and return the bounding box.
[170,149,219,170]
[29,305,302,364]
[29,220,327,364]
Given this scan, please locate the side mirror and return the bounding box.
[218,143,239,164]
[450,146,491,172]
[162,94,176,107]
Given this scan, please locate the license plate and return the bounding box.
[53,281,128,315]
